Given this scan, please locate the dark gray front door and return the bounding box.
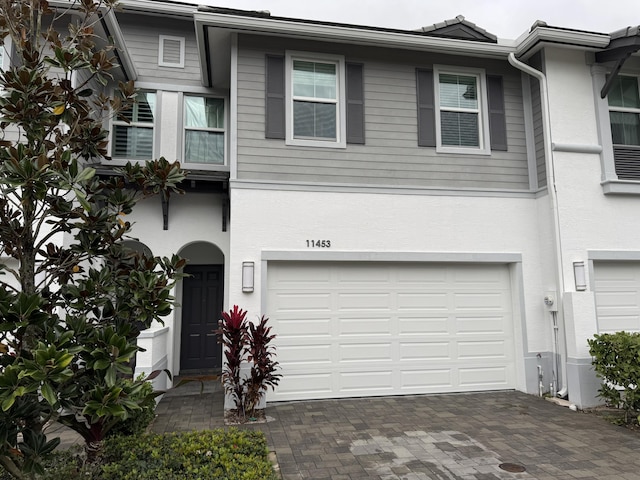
[180,265,223,372]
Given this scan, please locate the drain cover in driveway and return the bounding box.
[499,463,526,473]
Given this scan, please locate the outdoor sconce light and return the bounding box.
[573,261,587,291]
[242,261,254,293]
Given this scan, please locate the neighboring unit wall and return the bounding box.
[236,35,530,191]
[542,46,637,407]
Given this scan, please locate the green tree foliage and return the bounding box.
[0,0,186,476]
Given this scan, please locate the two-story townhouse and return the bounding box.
[112,3,550,402]
[6,0,640,408]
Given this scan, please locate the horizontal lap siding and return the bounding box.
[117,14,201,85]
[237,36,529,190]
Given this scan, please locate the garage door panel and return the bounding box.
[595,262,640,333]
[267,261,516,401]
[399,342,451,360]
[340,371,394,392]
[401,370,453,390]
[278,345,332,366]
[277,373,333,397]
[459,366,510,387]
[271,293,332,312]
[456,316,508,334]
[454,292,509,310]
[339,343,393,362]
[338,292,391,310]
[337,267,392,284]
[457,340,509,359]
[276,318,332,338]
[597,315,639,333]
[398,317,450,335]
[339,317,392,336]
[397,293,448,310]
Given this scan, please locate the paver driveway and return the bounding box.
[152,383,640,480]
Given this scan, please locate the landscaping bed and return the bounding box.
[0,429,279,480]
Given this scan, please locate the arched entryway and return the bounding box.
[176,242,225,374]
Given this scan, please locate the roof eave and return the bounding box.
[515,26,610,59]
[193,12,516,58]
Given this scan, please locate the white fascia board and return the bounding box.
[515,27,610,58]
[103,10,138,81]
[193,13,516,59]
[118,0,196,17]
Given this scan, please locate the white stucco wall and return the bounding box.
[228,186,558,392]
[124,192,230,377]
[543,47,640,361]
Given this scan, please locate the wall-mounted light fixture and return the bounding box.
[242,261,254,293]
[573,261,587,291]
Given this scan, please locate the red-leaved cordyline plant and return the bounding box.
[217,306,248,414]
[245,315,282,417]
[216,307,281,421]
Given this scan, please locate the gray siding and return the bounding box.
[236,35,530,191]
[528,52,547,189]
[116,14,201,86]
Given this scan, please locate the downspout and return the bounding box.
[508,53,568,398]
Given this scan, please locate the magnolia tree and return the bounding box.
[0,0,185,476]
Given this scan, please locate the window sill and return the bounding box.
[102,158,229,172]
[285,138,346,149]
[436,145,491,156]
[601,179,640,195]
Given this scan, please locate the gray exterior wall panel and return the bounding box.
[117,14,201,85]
[237,35,530,191]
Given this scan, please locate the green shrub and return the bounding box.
[0,429,278,480]
[107,378,156,437]
[588,331,640,423]
[100,428,278,480]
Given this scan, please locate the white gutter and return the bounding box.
[508,53,568,398]
[193,12,516,59]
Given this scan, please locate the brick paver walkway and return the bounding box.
[151,382,640,480]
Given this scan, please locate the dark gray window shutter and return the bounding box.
[487,75,507,151]
[346,62,365,144]
[416,68,436,147]
[265,55,285,139]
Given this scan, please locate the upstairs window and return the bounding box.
[112,91,156,160]
[608,75,640,147]
[285,52,346,148]
[184,96,225,165]
[433,66,491,155]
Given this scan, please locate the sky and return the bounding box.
[168,0,638,39]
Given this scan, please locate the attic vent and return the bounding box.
[158,35,185,68]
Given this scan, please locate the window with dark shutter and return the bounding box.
[487,75,507,151]
[265,55,285,139]
[416,68,436,147]
[346,63,365,144]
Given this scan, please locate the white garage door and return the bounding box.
[594,261,640,333]
[266,261,516,401]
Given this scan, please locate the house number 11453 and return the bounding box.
[306,240,331,248]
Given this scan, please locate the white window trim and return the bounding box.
[158,35,185,69]
[109,90,157,162]
[285,51,346,149]
[607,74,640,146]
[182,95,227,167]
[433,65,491,155]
